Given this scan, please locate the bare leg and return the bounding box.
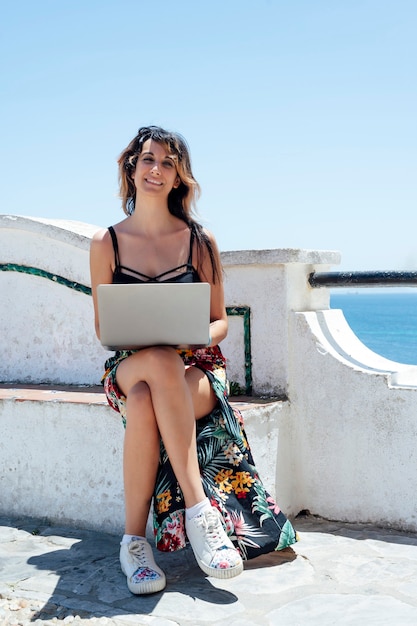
[117,347,242,584]
[123,381,160,536]
[117,347,212,524]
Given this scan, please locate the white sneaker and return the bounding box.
[119,538,166,594]
[185,508,243,579]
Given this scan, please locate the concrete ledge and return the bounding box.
[0,385,290,534]
[0,384,108,405]
[0,383,281,408]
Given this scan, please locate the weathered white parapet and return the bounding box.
[0,215,109,385]
[0,388,288,534]
[221,249,339,395]
[0,214,339,395]
[286,308,417,530]
[3,214,417,534]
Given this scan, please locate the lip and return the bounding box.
[145,178,163,186]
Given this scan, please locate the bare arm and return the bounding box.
[198,230,228,347]
[89,228,114,339]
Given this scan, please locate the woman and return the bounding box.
[90,126,296,595]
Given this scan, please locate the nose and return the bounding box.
[150,161,161,174]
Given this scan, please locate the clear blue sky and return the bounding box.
[1,0,416,271]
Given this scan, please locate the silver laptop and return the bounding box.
[97,282,211,350]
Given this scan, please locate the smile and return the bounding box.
[145,178,163,186]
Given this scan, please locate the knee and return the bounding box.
[143,346,184,383]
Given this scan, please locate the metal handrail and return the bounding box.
[309,271,417,288]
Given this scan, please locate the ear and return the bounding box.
[127,155,137,179]
[173,176,181,189]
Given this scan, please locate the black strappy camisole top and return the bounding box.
[108,226,201,284]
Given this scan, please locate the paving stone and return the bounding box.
[1,515,417,625]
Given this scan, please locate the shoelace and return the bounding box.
[199,512,228,550]
[128,541,148,566]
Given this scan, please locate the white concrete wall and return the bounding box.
[287,309,417,530]
[0,215,110,385]
[0,215,338,395]
[2,214,417,533]
[222,251,334,395]
[0,390,288,534]
[0,393,125,533]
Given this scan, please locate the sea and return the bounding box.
[330,291,417,365]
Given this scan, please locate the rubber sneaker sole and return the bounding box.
[195,556,244,579]
[186,508,244,579]
[120,540,166,595]
[121,562,166,595]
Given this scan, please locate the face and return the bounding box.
[132,139,180,197]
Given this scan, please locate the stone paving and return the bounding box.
[1,514,417,625]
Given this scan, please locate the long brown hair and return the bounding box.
[117,126,221,282]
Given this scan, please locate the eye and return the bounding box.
[141,156,154,163]
[163,160,174,168]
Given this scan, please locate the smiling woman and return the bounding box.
[118,126,201,222]
[133,144,180,193]
[89,125,297,596]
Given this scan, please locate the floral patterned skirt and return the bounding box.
[102,345,297,560]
